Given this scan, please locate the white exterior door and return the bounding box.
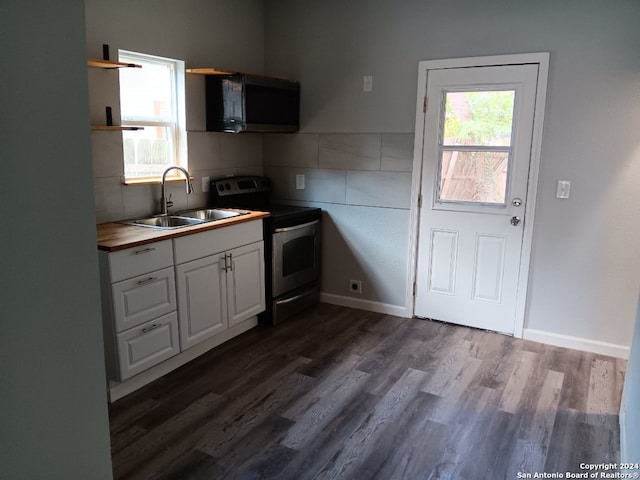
[414,63,540,334]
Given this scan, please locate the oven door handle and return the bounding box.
[275,291,308,305]
[274,219,319,233]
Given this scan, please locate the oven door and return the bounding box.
[272,219,321,298]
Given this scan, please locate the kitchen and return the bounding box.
[3,0,640,478]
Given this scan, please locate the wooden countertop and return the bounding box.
[96,210,270,252]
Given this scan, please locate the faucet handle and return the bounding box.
[166,193,173,209]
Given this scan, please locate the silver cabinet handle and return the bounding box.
[221,253,233,272]
[134,247,156,255]
[137,276,158,285]
[142,323,161,333]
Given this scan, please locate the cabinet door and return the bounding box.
[116,311,179,380]
[176,254,228,350]
[112,267,176,333]
[226,241,266,328]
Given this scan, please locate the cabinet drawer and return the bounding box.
[112,267,176,332]
[109,240,173,282]
[173,220,263,265]
[116,312,179,380]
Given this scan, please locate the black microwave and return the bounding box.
[205,73,300,133]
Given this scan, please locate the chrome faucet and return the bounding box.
[160,166,194,215]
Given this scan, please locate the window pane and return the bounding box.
[438,150,509,204]
[119,62,174,122]
[123,128,174,178]
[443,91,515,147]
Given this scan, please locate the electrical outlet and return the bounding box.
[349,279,362,295]
[296,174,305,190]
[202,176,210,193]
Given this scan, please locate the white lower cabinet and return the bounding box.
[99,241,179,382]
[100,219,265,397]
[175,239,265,350]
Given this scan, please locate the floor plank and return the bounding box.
[109,303,625,479]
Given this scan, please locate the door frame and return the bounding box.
[406,52,550,338]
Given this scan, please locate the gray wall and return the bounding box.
[84,0,266,223]
[0,0,113,478]
[264,0,640,349]
[621,297,640,462]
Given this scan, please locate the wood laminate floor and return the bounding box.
[109,303,625,480]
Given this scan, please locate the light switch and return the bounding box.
[202,176,210,193]
[296,174,305,190]
[363,75,373,92]
[556,180,571,199]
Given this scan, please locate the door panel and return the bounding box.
[415,64,539,334]
[176,255,227,350]
[472,234,506,303]
[227,242,266,328]
[428,229,458,295]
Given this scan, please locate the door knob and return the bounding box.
[510,216,521,226]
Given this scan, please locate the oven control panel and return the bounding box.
[210,176,272,196]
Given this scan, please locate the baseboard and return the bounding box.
[523,328,629,359]
[320,292,410,318]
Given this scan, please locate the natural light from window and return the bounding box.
[118,50,187,182]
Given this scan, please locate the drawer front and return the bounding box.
[112,267,176,332]
[109,240,174,282]
[116,312,179,380]
[173,220,263,265]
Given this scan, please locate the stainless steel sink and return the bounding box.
[120,209,247,230]
[121,215,207,229]
[177,208,247,221]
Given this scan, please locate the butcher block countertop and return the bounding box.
[96,210,269,252]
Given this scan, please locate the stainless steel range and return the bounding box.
[208,176,321,325]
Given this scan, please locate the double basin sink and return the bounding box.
[121,208,247,230]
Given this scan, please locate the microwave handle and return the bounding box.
[274,219,319,233]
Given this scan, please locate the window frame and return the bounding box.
[118,50,188,184]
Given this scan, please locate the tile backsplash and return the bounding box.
[92,131,414,223]
[92,131,263,223]
[264,133,414,210]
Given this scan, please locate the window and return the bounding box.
[437,90,515,206]
[118,50,187,182]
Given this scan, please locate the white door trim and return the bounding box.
[406,52,550,338]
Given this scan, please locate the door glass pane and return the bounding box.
[443,91,515,146]
[439,150,509,204]
[437,89,515,205]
